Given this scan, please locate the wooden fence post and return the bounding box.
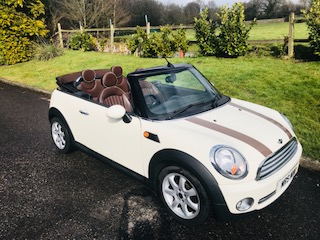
[80,21,83,33]
[57,23,63,48]
[288,12,295,58]
[110,23,114,53]
[146,22,150,39]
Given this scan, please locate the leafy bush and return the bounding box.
[69,32,96,51]
[303,0,320,57]
[194,3,255,57]
[126,27,157,57]
[0,0,48,65]
[33,42,64,61]
[98,38,109,52]
[127,25,189,58]
[173,28,189,54]
[194,8,218,56]
[151,26,176,57]
[217,3,255,57]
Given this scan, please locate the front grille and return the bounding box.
[256,137,298,180]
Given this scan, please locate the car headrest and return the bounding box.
[102,72,118,87]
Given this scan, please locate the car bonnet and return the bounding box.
[183,98,294,159]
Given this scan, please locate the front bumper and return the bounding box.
[219,143,302,214]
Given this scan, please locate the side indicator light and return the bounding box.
[143,131,160,143]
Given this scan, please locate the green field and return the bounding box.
[249,22,308,40]
[0,50,319,161]
[185,22,308,42]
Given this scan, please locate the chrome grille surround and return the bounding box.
[256,137,298,180]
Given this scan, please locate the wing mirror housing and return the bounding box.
[105,105,132,123]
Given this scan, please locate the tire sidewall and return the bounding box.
[157,165,211,226]
[50,117,73,154]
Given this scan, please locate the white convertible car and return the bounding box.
[49,63,302,226]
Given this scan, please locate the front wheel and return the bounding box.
[158,166,211,226]
[50,117,73,154]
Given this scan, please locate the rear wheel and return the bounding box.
[158,166,211,226]
[50,117,73,153]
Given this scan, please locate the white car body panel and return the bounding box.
[50,89,302,215]
[49,64,302,219]
[50,90,144,175]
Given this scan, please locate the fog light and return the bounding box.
[236,198,254,211]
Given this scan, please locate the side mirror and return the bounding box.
[105,105,132,123]
[105,105,126,120]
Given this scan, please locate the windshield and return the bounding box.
[138,67,225,120]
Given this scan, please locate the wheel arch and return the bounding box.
[49,107,75,141]
[148,148,231,220]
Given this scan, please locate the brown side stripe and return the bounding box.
[229,102,292,139]
[187,117,272,157]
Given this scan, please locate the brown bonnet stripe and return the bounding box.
[186,117,272,157]
[229,102,292,139]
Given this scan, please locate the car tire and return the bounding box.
[158,166,211,226]
[50,117,73,154]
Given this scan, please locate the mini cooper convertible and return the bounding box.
[49,63,302,226]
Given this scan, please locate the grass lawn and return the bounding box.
[249,22,308,40]
[0,50,319,161]
[184,22,308,42]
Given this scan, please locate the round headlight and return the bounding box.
[210,146,248,179]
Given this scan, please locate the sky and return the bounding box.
[158,0,246,7]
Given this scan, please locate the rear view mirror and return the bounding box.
[165,74,176,83]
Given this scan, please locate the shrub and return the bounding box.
[217,3,255,57]
[194,4,255,57]
[194,8,218,56]
[69,32,96,51]
[33,42,64,61]
[173,28,189,54]
[126,27,157,57]
[127,25,189,58]
[303,0,320,57]
[0,0,48,65]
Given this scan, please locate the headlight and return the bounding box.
[210,146,248,179]
[280,113,293,130]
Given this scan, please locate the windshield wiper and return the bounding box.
[167,101,205,120]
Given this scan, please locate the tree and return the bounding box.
[184,2,201,24]
[244,0,264,20]
[160,4,184,25]
[303,0,320,56]
[207,1,219,21]
[0,0,48,65]
[262,0,281,18]
[126,0,164,27]
[49,0,130,29]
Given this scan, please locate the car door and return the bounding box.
[68,96,143,176]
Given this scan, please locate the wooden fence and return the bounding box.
[55,13,307,58]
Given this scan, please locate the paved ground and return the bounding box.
[0,81,319,240]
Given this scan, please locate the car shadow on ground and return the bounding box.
[117,187,172,239]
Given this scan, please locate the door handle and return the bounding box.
[79,110,89,115]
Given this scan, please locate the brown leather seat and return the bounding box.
[80,69,104,101]
[99,86,133,112]
[139,80,165,103]
[111,66,130,97]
